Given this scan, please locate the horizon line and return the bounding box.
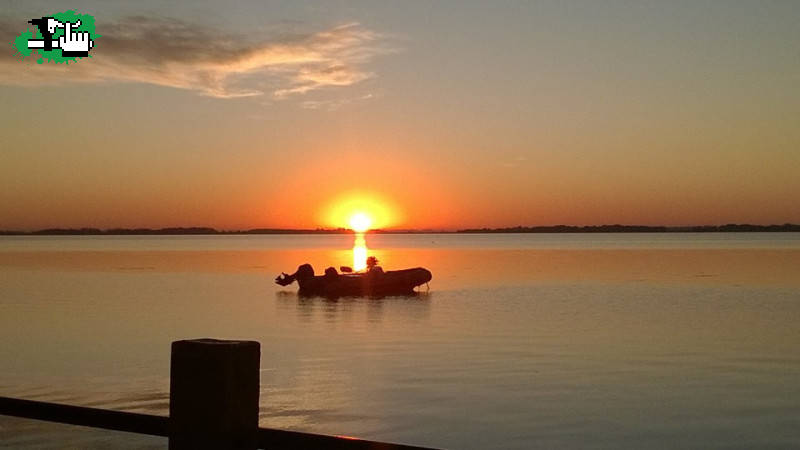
[1,223,799,235]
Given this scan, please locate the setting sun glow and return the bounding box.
[320,191,401,230]
[349,213,372,233]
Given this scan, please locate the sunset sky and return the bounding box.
[1,1,798,230]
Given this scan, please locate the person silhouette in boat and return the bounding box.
[324,266,339,280]
[366,256,384,275]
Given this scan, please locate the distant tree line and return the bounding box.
[0,224,798,235]
[0,227,351,235]
[456,224,800,233]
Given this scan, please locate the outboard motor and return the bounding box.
[275,263,316,286]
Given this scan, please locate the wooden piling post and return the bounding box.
[169,339,260,450]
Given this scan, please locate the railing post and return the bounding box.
[169,339,260,450]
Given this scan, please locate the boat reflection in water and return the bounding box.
[353,232,368,272]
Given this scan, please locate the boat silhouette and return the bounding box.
[275,263,432,297]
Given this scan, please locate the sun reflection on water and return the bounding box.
[353,233,367,271]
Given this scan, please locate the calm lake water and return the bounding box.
[1,233,799,449]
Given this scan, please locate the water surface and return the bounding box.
[1,233,799,449]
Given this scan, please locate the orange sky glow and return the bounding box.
[0,2,798,230]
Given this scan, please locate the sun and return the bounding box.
[320,191,401,230]
[349,212,372,233]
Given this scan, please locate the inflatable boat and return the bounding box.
[275,264,432,297]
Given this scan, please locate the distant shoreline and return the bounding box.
[1,224,799,235]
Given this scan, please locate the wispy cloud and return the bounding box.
[0,16,392,99]
[500,156,530,168]
[300,93,375,111]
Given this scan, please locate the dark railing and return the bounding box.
[0,339,439,450]
[0,396,169,437]
[0,396,432,449]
